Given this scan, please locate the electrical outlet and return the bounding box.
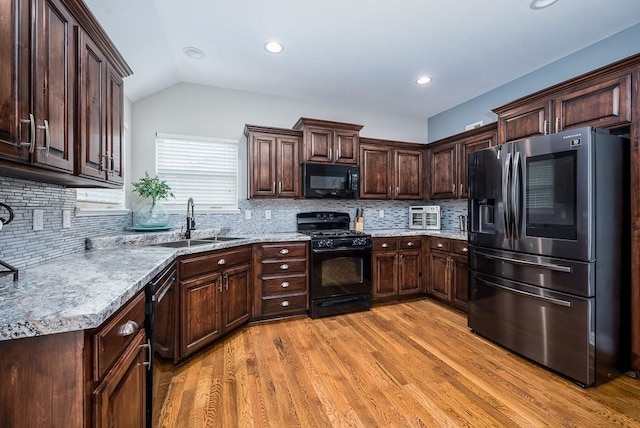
[33,209,44,231]
[245,210,251,220]
[265,210,271,220]
[379,209,384,218]
[63,210,71,229]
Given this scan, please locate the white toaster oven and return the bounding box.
[409,206,441,230]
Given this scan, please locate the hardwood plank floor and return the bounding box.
[158,299,640,427]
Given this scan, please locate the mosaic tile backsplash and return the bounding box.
[1,175,467,269]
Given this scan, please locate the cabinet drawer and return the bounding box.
[399,237,422,249]
[374,238,399,251]
[261,242,307,259]
[261,294,307,316]
[452,240,469,255]
[262,258,306,275]
[262,274,307,296]
[429,237,451,251]
[93,291,145,382]
[179,246,251,279]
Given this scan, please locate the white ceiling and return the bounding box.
[85,0,640,119]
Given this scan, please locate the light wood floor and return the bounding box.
[158,299,640,427]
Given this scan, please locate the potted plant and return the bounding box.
[131,172,174,228]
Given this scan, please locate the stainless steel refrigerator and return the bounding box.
[467,126,630,386]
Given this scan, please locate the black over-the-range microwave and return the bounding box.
[302,162,359,199]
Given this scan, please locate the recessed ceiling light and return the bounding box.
[415,76,432,85]
[530,0,559,9]
[183,46,205,60]
[264,41,284,54]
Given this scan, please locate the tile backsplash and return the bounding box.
[1,175,467,269]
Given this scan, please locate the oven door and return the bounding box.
[310,247,372,299]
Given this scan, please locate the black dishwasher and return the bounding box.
[145,262,177,428]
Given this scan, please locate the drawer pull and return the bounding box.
[119,320,139,337]
[281,281,290,288]
[407,242,415,247]
[218,259,226,265]
[279,248,290,255]
[461,247,468,253]
[280,301,290,307]
[381,243,389,248]
[437,243,443,248]
[141,339,151,370]
[280,264,289,270]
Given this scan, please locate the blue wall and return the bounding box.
[427,23,640,142]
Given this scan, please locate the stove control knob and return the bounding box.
[318,239,333,248]
[352,238,368,246]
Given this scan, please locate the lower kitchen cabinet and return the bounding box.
[427,237,469,312]
[178,246,252,360]
[252,241,309,319]
[372,237,423,301]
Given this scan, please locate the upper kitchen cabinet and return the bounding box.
[245,125,302,198]
[0,0,132,187]
[427,123,496,200]
[494,65,632,144]
[360,138,425,200]
[293,117,363,165]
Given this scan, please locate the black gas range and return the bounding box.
[297,212,373,318]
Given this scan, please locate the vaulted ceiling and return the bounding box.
[85,0,640,119]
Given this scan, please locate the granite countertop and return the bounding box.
[0,228,465,342]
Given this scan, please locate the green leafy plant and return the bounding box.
[131,172,174,208]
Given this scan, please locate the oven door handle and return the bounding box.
[312,246,372,254]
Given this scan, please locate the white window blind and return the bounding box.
[156,133,238,210]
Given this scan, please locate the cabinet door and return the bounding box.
[304,127,333,163]
[105,64,124,184]
[373,252,398,300]
[31,0,75,173]
[429,251,451,302]
[451,255,469,312]
[554,72,632,132]
[276,136,300,197]
[221,263,252,332]
[360,144,392,199]
[398,249,422,296]
[249,133,277,197]
[459,133,495,199]
[498,100,551,143]
[93,329,147,428]
[180,273,222,358]
[429,144,457,199]
[77,30,108,181]
[334,130,358,164]
[0,0,30,163]
[395,149,423,199]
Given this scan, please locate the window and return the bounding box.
[156,133,238,211]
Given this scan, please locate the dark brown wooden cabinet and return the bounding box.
[293,117,362,165]
[0,0,131,187]
[426,237,469,312]
[246,125,301,198]
[360,139,425,200]
[178,246,252,360]
[252,241,309,319]
[427,124,496,200]
[372,237,423,301]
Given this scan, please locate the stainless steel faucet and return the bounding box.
[185,198,195,239]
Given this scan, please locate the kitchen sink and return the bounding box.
[151,239,214,248]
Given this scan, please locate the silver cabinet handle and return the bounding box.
[36,119,50,157]
[281,281,290,288]
[280,264,289,270]
[460,184,464,194]
[279,248,289,255]
[381,243,389,248]
[396,186,400,195]
[119,320,139,337]
[329,147,333,161]
[101,150,110,172]
[388,186,392,196]
[543,119,549,135]
[218,259,226,265]
[452,184,456,195]
[279,181,282,194]
[18,113,36,153]
[461,247,468,253]
[224,274,229,290]
[555,117,560,133]
[141,339,151,370]
[218,277,223,293]
[272,181,276,193]
[407,242,415,247]
[280,300,290,307]
[436,243,443,248]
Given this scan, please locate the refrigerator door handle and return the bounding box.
[502,152,512,239]
[512,151,521,240]
[476,251,572,273]
[476,275,572,307]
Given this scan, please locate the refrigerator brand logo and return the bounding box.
[563,133,582,139]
